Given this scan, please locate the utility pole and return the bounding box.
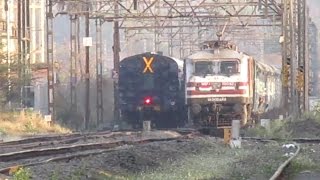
[5,0,11,108]
[96,18,103,125]
[46,0,55,122]
[289,0,298,117]
[296,0,309,113]
[281,0,309,117]
[77,18,83,80]
[21,0,26,108]
[70,15,78,112]
[17,0,22,107]
[84,2,90,130]
[281,0,292,117]
[169,18,173,56]
[113,1,120,122]
[25,0,31,107]
[304,6,309,111]
[297,0,304,114]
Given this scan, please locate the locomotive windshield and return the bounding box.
[194,61,214,75]
[194,59,239,76]
[219,61,239,75]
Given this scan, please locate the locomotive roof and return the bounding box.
[168,56,184,69]
[122,53,177,62]
[187,49,280,75]
[254,59,281,75]
[186,48,244,60]
[120,53,184,71]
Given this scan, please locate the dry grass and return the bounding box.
[0,111,71,136]
[131,144,283,180]
[93,140,284,180]
[243,111,320,139]
[244,119,292,139]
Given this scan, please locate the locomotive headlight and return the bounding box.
[233,104,242,113]
[212,82,222,89]
[143,96,152,105]
[235,82,240,90]
[191,104,201,114]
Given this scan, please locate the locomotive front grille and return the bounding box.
[137,105,161,111]
[215,105,240,127]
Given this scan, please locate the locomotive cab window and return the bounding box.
[193,60,239,76]
[219,60,239,75]
[194,61,214,75]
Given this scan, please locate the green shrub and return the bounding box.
[13,168,32,180]
[245,119,292,139]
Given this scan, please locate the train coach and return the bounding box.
[184,41,282,128]
[118,52,185,129]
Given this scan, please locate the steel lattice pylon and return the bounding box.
[281,0,309,117]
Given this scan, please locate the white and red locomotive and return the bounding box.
[184,41,282,127]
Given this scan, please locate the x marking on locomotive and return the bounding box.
[143,57,154,73]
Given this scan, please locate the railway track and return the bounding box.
[243,137,320,143]
[245,137,320,180]
[0,131,115,146]
[0,133,82,146]
[2,129,312,179]
[0,130,194,176]
[0,130,197,154]
[269,143,301,180]
[0,131,141,153]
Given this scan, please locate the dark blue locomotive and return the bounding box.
[119,52,185,129]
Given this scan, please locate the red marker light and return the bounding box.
[144,97,152,105]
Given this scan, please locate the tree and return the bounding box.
[0,63,20,108]
[0,42,33,109]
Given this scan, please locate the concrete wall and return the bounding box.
[33,82,48,115]
[31,75,114,129]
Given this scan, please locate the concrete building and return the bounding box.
[309,21,319,96]
[0,0,47,112]
[28,0,47,114]
[0,0,18,63]
[31,68,48,114]
[29,0,46,64]
[0,0,46,64]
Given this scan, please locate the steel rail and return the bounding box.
[0,148,118,176]
[0,136,188,162]
[2,132,125,150]
[0,133,82,146]
[0,131,113,147]
[243,137,320,143]
[0,136,189,175]
[269,143,301,180]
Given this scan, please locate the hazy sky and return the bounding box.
[53,1,320,63]
[308,0,320,27]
